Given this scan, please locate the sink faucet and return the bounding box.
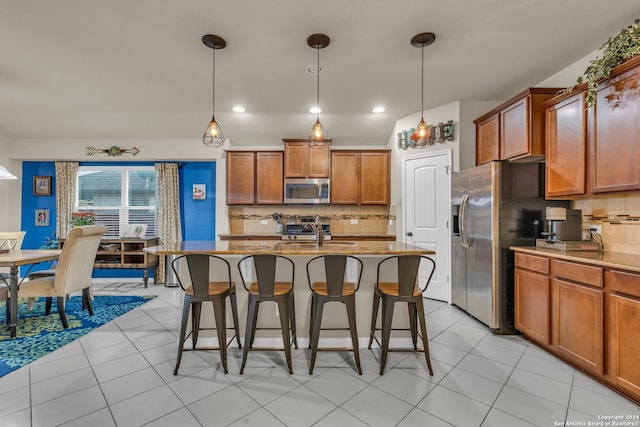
[313,216,323,246]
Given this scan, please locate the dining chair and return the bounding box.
[16,226,107,328]
[237,254,297,374]
[368,255,436,375]
[306,255,363,375]
[171,254,241,375]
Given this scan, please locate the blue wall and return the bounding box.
[20,161,216,279]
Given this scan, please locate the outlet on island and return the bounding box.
[351,219,358,225]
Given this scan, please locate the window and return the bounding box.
[76,166,156,238]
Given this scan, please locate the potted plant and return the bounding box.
[70,212,96,227]
[566,20,640,106]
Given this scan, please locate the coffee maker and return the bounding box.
[536,207,601,251]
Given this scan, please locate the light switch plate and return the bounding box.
[351,219,358,225]
[260,220,268,225]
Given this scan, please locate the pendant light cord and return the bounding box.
[420,43,424,115]
[212,47,216,116]
[316,46,320,120]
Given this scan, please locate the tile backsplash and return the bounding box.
[573,195,640,254]
[228,205,396,236]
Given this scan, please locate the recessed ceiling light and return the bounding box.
[309,107,322,114]
[232,106,245,113]
[372,106,385,113]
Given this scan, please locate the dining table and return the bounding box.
[0,249,61,338]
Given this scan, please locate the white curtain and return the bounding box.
[55,162,79,239]
[154,163,182,283]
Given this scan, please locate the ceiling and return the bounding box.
[1,0,638,147]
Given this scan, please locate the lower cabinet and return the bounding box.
[607,270,640,397]
[513,250,640,403]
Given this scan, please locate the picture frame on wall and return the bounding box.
[192,184,206,200]
[35,209,50,227]
[33,176,51,196]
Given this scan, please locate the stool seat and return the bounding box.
[377,282,422,297]
[247,281,293,296]
[310,281,356,296]
[185,281,236,296]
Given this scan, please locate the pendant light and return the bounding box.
[307,33,330,147]
[202,34,226,147]
[0,164,16,179]
[411,32,436,145]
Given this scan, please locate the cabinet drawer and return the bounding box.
[515,252,549,274]
[607,270,640,298]
[553,260,603,288]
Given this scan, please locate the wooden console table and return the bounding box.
[59,237,159,287]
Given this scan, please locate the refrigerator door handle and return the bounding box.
[460,194,471,248]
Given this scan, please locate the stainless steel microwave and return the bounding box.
[284,178,330,204]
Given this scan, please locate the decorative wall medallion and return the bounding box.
[85,146,140,157]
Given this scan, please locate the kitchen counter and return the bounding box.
[218,233,396,241]
[146,240,431,256]
[510,246,640,273]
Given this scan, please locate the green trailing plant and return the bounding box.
[565,21,640,106]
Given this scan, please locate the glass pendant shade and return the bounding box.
[0,165,17,179]
[415,117,431,143]
[308,118,327,146]
[203,116,225,147]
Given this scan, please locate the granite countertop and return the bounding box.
[218,233,396,239]
[511,246,640,273]
[146,240,433,256]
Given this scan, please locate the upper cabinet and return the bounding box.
[283,139,330,178]
[474,88,559,165]
[330,150,390,205]
[544,90,588,199]
[543,56,640,198]
[226,151,284,205]
[591,62,640,193]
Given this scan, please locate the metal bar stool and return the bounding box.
[306,255,363,375]
[238,254,297,374]
[368,255,436,375]
[172,254,241,375]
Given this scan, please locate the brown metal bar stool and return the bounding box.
[172,254,241,375]
[306,255,363,375]
[238,254,297,374]
[368,255,436,375]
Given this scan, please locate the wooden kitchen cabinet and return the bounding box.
[476,113,499,165]
[591,62,640,193]
[514,253,551,346]
[552,260,604,374]
[607,270,640,397]
[544,91,588,198]
[283,139,330,178]
[474,88,559,165]
[330,150,390,205]
[226,151,283,205]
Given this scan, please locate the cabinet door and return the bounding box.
[360,152,390,205]
[609,293,640,397]
[500,96,530,159]
[553,279,604,374]
[226,152,255,205]
[545,92,587,198]
[515,268,551,346]
[591,67,640,193]
[255,152,283,204]
[476,114,499,165]
[284,142,307,178]
[308,145,330,178]
[330,152,359,204]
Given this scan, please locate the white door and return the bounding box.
[403,151,451,302]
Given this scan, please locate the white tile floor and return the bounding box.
[0,281,639,427]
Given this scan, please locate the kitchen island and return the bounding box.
[145,240,435,347]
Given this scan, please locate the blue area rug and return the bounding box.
[0,295,155,377]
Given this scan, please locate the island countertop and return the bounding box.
[145,240,433,256]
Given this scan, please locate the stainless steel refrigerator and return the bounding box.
[451,161,569,333]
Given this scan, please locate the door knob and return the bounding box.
[407,232,413,237]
